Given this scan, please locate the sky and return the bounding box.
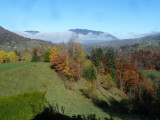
[0,0,160,39]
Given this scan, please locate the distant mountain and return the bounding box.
[97,33,160,48]
[0,26,51,50]
[69,29,104,35]
[135,33,160,41]
[69,29,119,44]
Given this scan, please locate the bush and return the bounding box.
[21,52,32,62]
[0,91,46,120]
[7,52,19,62]
[83,88,98,100]
[83,64,97,82]
[83,81,98,100]
[102,74,116,90]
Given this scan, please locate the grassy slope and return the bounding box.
[0,63,147,120]
[141,70,160,78]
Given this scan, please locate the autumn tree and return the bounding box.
[63,60,80,80]
[102,74,116,90]
[21,52,32,62]
[50,52,67,72]
[121,62,140,94]
[7,52,19,62]
[116,59,124,90]
[50,45,57,61]
[0,50,7,64]
[68,37,78,59]
[74,43,85,64]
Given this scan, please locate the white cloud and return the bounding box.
[14,31,73,43]
[14,31,116,43]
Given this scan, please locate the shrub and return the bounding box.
[83,64,97,82]
[0,91,46,120]
[7,52,19,62]
[83,81,98,100]
[102,74,116,90]
[83,88,98,100]
[0,50,7,64]
[21,52,32,62]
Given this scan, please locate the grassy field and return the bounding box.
[0,62,154,120]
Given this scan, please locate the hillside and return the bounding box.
[0,26,52,50]
[0,62,151,120]
[98,33,160,48]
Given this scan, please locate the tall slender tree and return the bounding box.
[104,48,117,81]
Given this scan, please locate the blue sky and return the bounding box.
[0,0,160,39]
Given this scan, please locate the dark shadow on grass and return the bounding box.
[92,98,160,120]
[33,103,113,120]
[33,107,71,120]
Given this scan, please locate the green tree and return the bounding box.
[104,48,117,81]
[90,48,103,67]
[43,50,50,62]
[83,64,97,82]
[31,49,40,62]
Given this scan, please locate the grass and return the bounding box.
[0,62,155,120]
[0,91,46,120]
[141,70,160,78]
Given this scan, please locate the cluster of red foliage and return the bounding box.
[50,44,82,80]
[131,47,160,70]
[116,60,154,96]
[51,53,67,72]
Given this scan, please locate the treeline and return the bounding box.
[0,50,19,64]
[0,44,53,64]
[117,45,160,71]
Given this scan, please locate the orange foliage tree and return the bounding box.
[63,61,80,80]
[50,52,67,72]
[121,62,140,93]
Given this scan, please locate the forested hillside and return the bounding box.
[0,26,52,50]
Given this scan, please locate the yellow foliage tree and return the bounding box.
[74,43,85,64]
[7,52,19,62]
[49,45,57,61]
[21,52,32,62]
[0,50,7,64]
[83,59,92,69]
[102,74,116,90]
